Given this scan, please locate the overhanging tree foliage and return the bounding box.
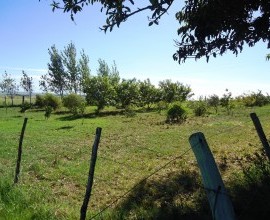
[45,0,270,62]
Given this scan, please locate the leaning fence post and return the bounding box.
[189,132,236,220]
[80,127,102,220]
[14,118,28,184]
[250,113,270,160]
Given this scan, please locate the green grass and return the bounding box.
[1,105,270,219]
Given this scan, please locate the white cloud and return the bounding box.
[0,66,47,73]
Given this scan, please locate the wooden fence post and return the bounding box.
[80,127,102,220]
[189,132,236,220]
[250,113,270,160]
[14,118,28,184]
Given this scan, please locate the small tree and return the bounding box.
[84,76,116,113]
[220,89,234,115]
[62,42,80,94]
[79,50,91,93]
[193,98,208,116]
[45,106,53,120]
[158,79,193,103]
[207,94,220,113]
[40,45,68,98]
[166,104,187,123]
[35,94,45,108]
[84,60,119,113]
[20,71,33,104]
[62,93,86,115]
[240,91,269,107]
[116,78,140,109]
[43,93,62,110]
[138,79,159,110]
[0,71,18,106]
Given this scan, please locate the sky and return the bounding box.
[0,0,269,98]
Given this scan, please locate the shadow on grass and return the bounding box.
[56,110,126,121]
[111,170,211,220]
[56,108,160,121]
[231,153,270,220]
[56,126,74,130]
[56,115,83,121]
[110,156,270,220]
[12,115,22,118]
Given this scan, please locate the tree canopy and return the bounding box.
[46,0,270,62]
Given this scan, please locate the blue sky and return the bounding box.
[0,0,269,97]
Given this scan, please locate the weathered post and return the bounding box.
[14,118,28,184]
[80,127,102,220]
[189,132,236,220]
[250,113,270,160]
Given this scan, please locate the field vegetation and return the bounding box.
[1,93,270,219]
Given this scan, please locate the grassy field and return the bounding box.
[1,104,270,219]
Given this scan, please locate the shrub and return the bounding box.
[166,104,187,123]
[124,105,136,117]
[207,94,219,113]
[157,101,168,113]
[44,106,53,119]
[62,94,86,115]
[241,91,269,107]
[220,90,234,115]
[20,102,32,113]
[193,101,207,116]
[43,93,61,110]
[78,101,86,116]
[35,94,45,108]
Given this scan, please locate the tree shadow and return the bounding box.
[55,126,74,130]
[112,170,211,219]
[55,107,160,121]
[111,157,270,220]
[12,115,22,118]
[56,115,84,121]
[230,153,270,220]
[56,110,126,121]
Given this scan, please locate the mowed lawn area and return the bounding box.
[1,104,270,219]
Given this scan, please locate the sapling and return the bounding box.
[44,106,53,120]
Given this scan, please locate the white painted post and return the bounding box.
[189,132,236,220]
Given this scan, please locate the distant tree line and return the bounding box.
[1,43,269,115]
[37,42,193,113]
[0,71,33,106]
[0,42,194,112]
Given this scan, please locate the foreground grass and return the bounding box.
[0,105,270,219]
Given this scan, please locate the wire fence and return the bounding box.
[85,108,270,219]
[0,95,35,106]
[2,104,270,219]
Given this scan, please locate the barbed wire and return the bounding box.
[89,146,192,219]
[98,155,144,172]
[89,110,270,219]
